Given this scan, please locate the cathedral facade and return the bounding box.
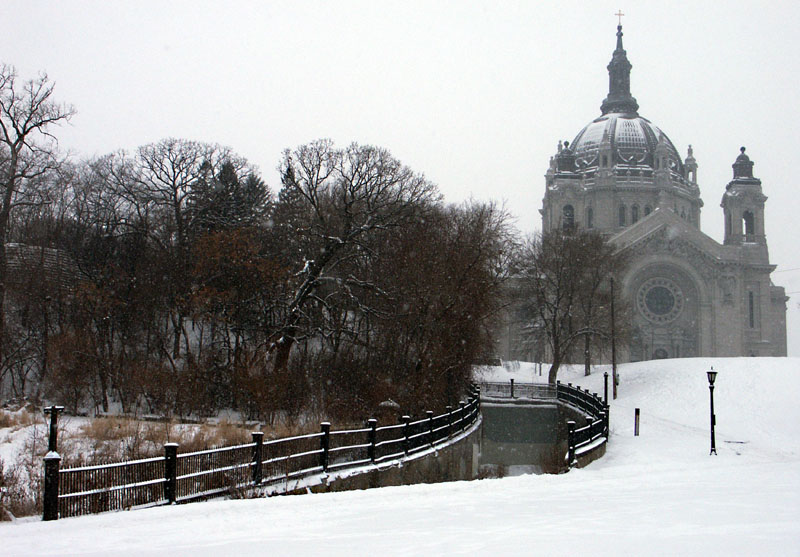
[540,25,788,361]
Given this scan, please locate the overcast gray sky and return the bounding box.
[4,0,800,355]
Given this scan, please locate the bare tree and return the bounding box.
[270,140,440,376]
[0,65,74,365]
[515,229,624,384]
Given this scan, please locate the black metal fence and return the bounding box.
[479,379,609,469]
[42,387,481,520]
[557,381,609,467]
[481,380,557,400]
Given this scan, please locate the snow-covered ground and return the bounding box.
[3,357,799,556]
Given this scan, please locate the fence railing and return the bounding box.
[42,387,481,520]
[558,381,609,468]
[479,379,609,469]
[480,380,557,400]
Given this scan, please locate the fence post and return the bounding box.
[459,401,466,430]
[367,418,377,463]
[510,378,515,398]
[320,422,331,472]
[598,411,606,439]
[42,451,61,521]
[426,410,434,446]
[164,443,178,504]
[634,408,640,437]
[402,415,411,455]
[567,421,576,468]
[604,405,610,440]
[446,406,453,437]
[42,404,64,521]
[251,432,263,485]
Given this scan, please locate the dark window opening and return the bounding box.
[644,206,652,216]
[563,204,574,230]
[586,207,593,229]
[743,210,755,237]
[748,291,755,328]
[619,205,626,227]
[632,205,639,223]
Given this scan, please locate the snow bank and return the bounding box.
[2,357,798,555]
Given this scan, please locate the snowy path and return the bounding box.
[3,358,799,556]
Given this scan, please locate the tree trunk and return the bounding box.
[584,334,591,376]
[548,352,561,385]
[272,328,296,377]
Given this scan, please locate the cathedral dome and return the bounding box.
[570,113,685,175]
[552,24,688,184]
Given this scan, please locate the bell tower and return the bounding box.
[721,147,767,246]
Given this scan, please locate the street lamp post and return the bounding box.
[610,277,618,400]
[707,368,717,455]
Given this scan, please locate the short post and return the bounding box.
[367,418,378,463]
[402,415,411,455]
[164,443,178,504]
[567,420,576,468]
[634,408,640,436]
[251,432,264,485]
[320,422,331,471]
[510,378,515,398]
[604,405,610,439]
[42,451,61,521]
[446,406,453,437]
[459,401,466,431]
[426,410,434,446]
[603,372,609,406]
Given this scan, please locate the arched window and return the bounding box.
[562,204,574,230]
[743,210,755,236]
[631,205,639,223]
[586,207,594,229]
[644,206,652,216]
[618,205,626,227]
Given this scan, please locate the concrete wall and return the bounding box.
[310,421,482,494]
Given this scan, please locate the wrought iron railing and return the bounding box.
[43,387,481,520]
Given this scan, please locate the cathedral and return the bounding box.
[539,24,788,361]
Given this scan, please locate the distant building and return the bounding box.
[537,24,787,360]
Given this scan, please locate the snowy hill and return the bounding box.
[3,358,799,555]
